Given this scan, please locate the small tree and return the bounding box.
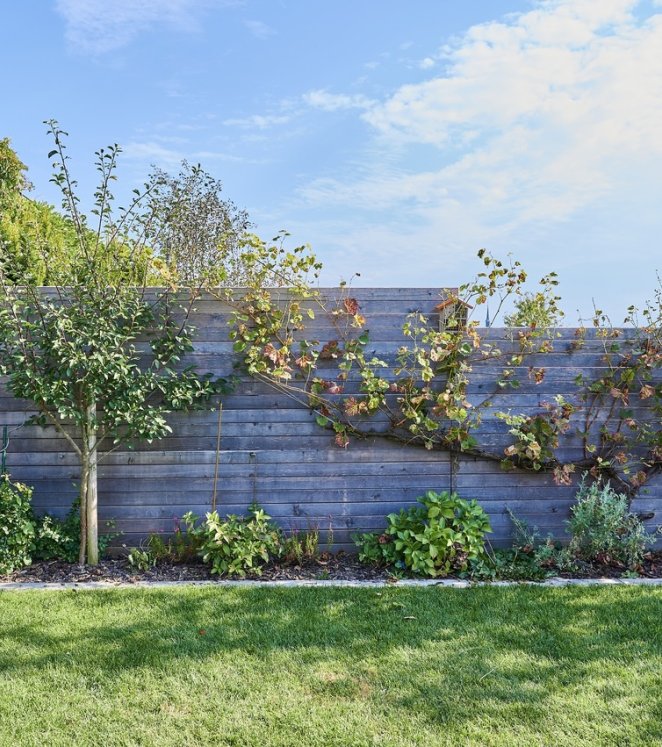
[146,161,250,285]
[0,122,230,564]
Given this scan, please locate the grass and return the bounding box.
[0,586,660,746]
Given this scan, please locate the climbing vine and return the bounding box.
[221,240,661,501]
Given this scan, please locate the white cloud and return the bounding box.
[122,141,259,166]
[243,19,276,39]
[122,141,185,166]
[193,150,265,164]
[55,0,223,54]
[222,113,292,129]
[418,57,435,70]
[298,1,662,237]
[303,89,376,112]
[281,0,662,317]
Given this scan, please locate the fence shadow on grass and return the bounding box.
[0,585,660,741]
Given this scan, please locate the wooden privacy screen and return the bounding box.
[1,288,660,551]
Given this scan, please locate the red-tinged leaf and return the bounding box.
[343,297,359,315]
[334,432,350,448]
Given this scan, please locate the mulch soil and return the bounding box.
[1,553,390,585]
[2,551,662,584]
[554,551,662,579]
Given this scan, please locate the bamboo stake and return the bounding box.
[211,403,223,512]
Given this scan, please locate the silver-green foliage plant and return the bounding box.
[355,491,492,577]
[0,121,229,565]
[183,504,283,577]
[567,476,653,568]
[0,475,36,574]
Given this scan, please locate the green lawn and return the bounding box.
[0,586,660,746]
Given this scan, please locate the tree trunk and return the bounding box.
[85,402,99,565]
[86,450,99,565]
[78,461,88,566]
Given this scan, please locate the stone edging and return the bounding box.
[1,577,661,591]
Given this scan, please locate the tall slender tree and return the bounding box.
[0,122,230,564]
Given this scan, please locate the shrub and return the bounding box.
[567,476,653,568]
[0,475,37,574]
[354,530,398,568]
[354,491,492,577]
[492,478,655,579]
[184,504,283,577]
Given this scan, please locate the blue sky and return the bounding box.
[2,0,661,322]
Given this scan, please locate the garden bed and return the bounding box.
[2,549,662,585]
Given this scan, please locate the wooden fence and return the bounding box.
[1,288,660,551]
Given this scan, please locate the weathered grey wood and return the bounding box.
[3,447,451,467]
[11,461,451,480]
[1,288,659,551]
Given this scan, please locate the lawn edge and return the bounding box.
[1,576,662,591]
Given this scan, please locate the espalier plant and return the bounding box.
[226,240,660,502]
[0,122,232,565]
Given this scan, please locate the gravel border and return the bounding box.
[2,576,662,591]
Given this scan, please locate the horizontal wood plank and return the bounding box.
[2,288,659,548]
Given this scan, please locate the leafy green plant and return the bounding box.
[146,519,203,564]
[566,476,654,568]
[355,491,491,577]
[34,499,116,563]
[0,475,37,574]
[354,531,398,568]
[468,547,551,581]
[282,528,319,565]
[183,504,283,577]
[127,548,156,572]
[504,287,564,330]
